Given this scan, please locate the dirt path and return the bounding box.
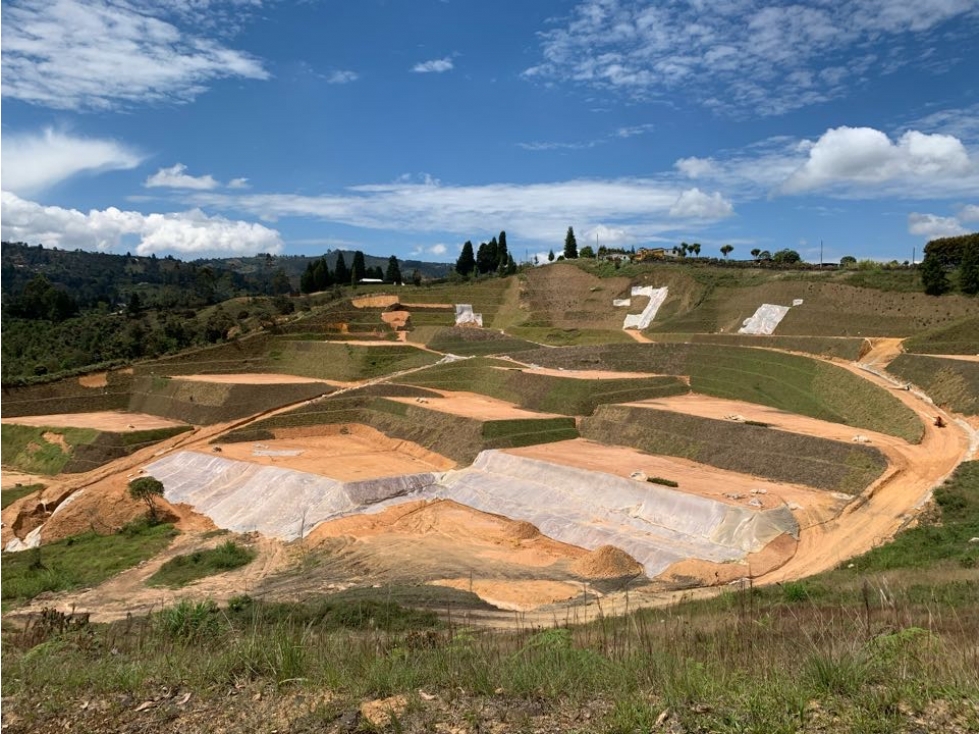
[14,532,296,623]
[624,329,653,343]
[921,354,979,362]
[754,361,970,584]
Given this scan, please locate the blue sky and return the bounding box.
[2,0,978,264]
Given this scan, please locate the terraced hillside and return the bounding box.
[511,342,924,442]
[1,261,972,647]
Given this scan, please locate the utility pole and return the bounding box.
[820,239,823,267]
[912,247,916,266]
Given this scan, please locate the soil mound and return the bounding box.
[571,544,643,578]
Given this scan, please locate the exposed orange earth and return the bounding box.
[387,389,563,420]
[1,411,186,432]
[213,424,454,480]
[170,373,336,385]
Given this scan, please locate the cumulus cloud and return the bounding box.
[412,57,454,73]
[228,177,250,189]
[674,157,716,179]
[1,128,143,196]
[1,0,268,110]
[907,212,967,239]
[0,190,283,256]
[145,164,220,190]
[669,188,734,218]
[783,127,972,193]
[428,243,448,255]
[524,0,979,116]
[326,70,359,84]
[959,204,979,222]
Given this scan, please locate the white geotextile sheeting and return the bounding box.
[738,303,792,335]
[144,451,439,540]
[455,304,483,327]
[436,451,797,576]
[623,286,668,330]
[613,298,632,307]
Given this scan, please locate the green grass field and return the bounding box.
[902,316,979,355]
[147,540,256,588]
[1,520,177,605]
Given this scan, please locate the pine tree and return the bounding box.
[564,227,578,259]
[456,240,475,276]
[386,255,403,284]
[921,254,950,296]
[497,231,509,272]
[300,263,316,294]
[476,238,500,275]
[313,258,330,290]
[959,241,979,295]
[334,252,349,285]
[548,249,555,262]
[351,251,367,283]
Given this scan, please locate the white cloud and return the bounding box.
[0,128,143,196]
[145,163,220,190]
[228,177,250,189]
[190,176,734,249]
[412,57,454,73]
[674,156,716,179]
[524,0,979,116]
[1,0,268,111]
[959,204,979,222]
[783,127,972,193]
[669,188,734,218]
[0,190,283,256]
[907,212,967,239]
[326,70,359,84]
[428,243,448,256]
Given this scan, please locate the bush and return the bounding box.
[147,540,256,587]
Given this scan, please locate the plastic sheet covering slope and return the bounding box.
[738,303,797,335]
[623,286,668,330]
[455,304,483,327]
[143,451,439,540]
[436,451,797,576]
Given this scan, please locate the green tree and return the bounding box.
[691,243,702,257]
[751,248,761,260]
[547,249,555,262]
[129,476,165,523]
[564,227,578,259]
[300,263,316,294]
[476,238,499,275]
[351,251,367,283]
[840,255,857,267]
[959,241,979,295]
[385,255,403,284]
[720,244,733,259]
[772,249,801,264]
[920,254,950,295]
[456,241,476,276]
[579,245,595,258]
[314,258,331,290]
[333,252,349,285]
[411,269,422,286]
[497,231,509,273]
[127,291,143,316]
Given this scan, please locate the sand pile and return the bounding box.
[571,545,643,578]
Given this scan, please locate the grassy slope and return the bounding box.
[512,343,924,443]
[582,405,888,493]
[396,357,689,416]
[902,316,979,355]
[1,484,45,510]
[1,520,177,605]
[0,425,100,475]
[886,354,979,415]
